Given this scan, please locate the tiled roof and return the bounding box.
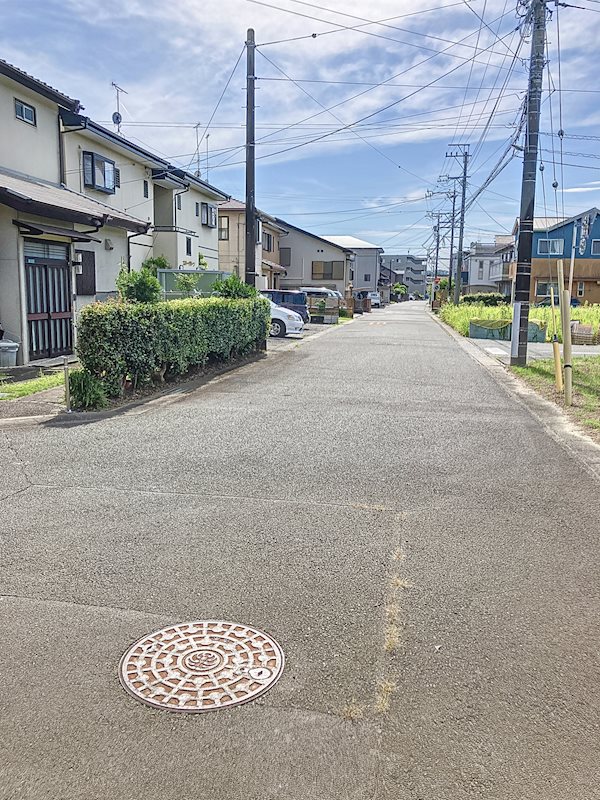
[0,58,81,111]
[0,168,148,232]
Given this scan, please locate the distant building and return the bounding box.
[322,236,382,293]
[380,254,427,296]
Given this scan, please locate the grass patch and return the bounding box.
[512,355,600,438]
[440,301,600,342]
[0,371,64,400]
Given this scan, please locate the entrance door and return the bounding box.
[24,240,72,361]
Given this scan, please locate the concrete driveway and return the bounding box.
[2,302,599,799]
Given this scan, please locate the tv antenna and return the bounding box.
[111,82,128,133]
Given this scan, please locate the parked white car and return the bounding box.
[367,291,382,308]
[269,300,304,338]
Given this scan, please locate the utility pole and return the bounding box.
[510,0,547,366]
[245,28,257,287]
[446,144,469,304]
[447,187,457,297]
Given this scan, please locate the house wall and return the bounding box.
[0,77,60,182]
[279,228,349,293]
[218,210,245,277]
[62,131,154,219]
[175,187,220,269]
[531,259,600,304]
[75,225,128,301]
[0,205,23,354]
[352,248,380,292]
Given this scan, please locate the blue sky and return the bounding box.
[3,0,600,265]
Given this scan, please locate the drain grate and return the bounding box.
[119,620,284,712]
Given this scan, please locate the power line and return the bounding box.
[213,23,522,170]
[186,47,245,172]
[211,7,520,170]
[247,0,521,63]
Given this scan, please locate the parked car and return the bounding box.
[269,300,304,338]
[261,289,310,323]
[535,296,581,307]
[367,291,381,308]
[299,286,339,299]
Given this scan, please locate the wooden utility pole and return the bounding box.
[510,0,547,365]
[245,28,257,286]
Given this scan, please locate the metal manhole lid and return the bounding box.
[119,620,284,712]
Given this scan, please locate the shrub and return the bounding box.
[117,268,162,303]
[339,306,349,317]
[69,368,107,410]
[174,272,200,296]
[461,292,508,306]
[142,255,170,276]
[76,296,270,397]
[211,274,257,298]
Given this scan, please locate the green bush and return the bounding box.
[338,306,349,318]
[174,273,200,296]
[461,292,508,307]
[77,296,270,397]
[141,255,170,276]
[116,268,161,303]
[211,274,257,298]
[69,368,107,410]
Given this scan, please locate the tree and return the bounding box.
[174,272,200,297]
[141,255,170,276]
[393,283,407,296]
[198,252,209,270]
[211,274,257,298]
[116,267,161,303]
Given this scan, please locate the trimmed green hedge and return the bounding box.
[460,292,508,306]
[77,296,270,397]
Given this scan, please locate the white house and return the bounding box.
[321,236,383,293]
[273,218,353,295]
[0,58,228,365]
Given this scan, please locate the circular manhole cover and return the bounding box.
[119,620,284,713]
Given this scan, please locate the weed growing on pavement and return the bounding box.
[341,699,364,722]
[374,681,397,714]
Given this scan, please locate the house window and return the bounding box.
[262,231,273,252]
[201,203,217,228]
[195,202,200,217]
[364,273,371,282]
[312,261,345,280]
[15,98,36,126]
[176,194,182,211]
[82,151,117,193]
[143,180,149,199]
[538,238,564,255]
[186,237,192,256]
[218,215,229,241]
[591,239,600,255]
[536,281,559,297]
[578,281,585,297]
[279,247,290,267]
[477,260,484,280]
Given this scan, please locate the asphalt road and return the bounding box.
[2,302,599,799]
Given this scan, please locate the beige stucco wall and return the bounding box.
[0,77,61,182]
[279,228,349,293]
[218,210,245,277]
[62,130,153,221]
[0,205,24,358]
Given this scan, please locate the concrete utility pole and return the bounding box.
[446,144,470,304]
[245,28,257,286]
[510,0,547,366]
[447,187,457,297]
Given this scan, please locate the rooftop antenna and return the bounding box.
[194,124,201,177]
[111,82,128,133]
[206,133,210,184]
